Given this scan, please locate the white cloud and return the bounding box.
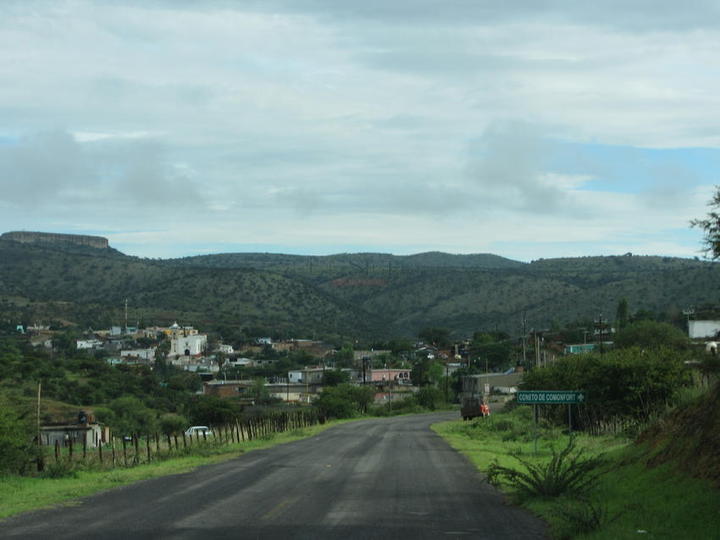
[0,1,717,259]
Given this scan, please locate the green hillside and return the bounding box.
[1,235,718,339]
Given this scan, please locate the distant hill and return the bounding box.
[1,233,718,340]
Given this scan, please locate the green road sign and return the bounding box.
[516,390,586,404]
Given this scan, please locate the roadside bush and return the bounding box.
[42,460,78,479]
[614,320,688,350]
[486,437,605,500]
[552,498,611,539]
[415,387,444,410]
[315,384,375,419]
[521,347,691,431]
[370,396,423,417]
[97,396,159,436]
[159,413,188,435]
[0,401,39,475]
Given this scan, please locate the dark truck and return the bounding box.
[460,375,490,420]
[461,396,482,420]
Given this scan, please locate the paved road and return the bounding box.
[0,413,546,539]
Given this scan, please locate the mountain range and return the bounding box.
[1,232,718,341]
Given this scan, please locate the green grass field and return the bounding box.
[433,408,720,539]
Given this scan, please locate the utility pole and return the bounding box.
[521,312,527,367]
[124,298,128,334]
[597,314,605,355]
[683,307,695,335]
[37,381,44,471]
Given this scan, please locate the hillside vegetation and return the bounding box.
[1,236,719,338]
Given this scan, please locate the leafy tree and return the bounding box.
[0,401,39,474]
[691,186,720,259]
[159,413,188,435]
[322,369,350,386]
[168,371,202,393]
[615,298,629,331]
[99,396,159,436]
[411,357,444,386]
[248,378,277,405]
[315,383,374,419]
[614,320,688,350]
[521,347,691,428]
[333,345,354,368]
[415,386,444,410]
[188,395,241,426]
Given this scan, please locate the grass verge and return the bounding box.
[433,408,720,539]
[0,422,336,520]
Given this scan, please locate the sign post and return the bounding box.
[516,390,586,405]
[516,391,587,452]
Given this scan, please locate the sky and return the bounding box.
[1,0,719,261]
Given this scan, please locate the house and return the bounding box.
[288,367,326,384]
[216,343,234,355]
[369,368,412,384]
[203,380,255,399]
[171,356,218,373]
[266,382,317,403]
[224,357,253,368]
[76,339,104,350]
[40,411,108,448]
[120,348,156,361]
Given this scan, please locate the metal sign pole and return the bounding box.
[533,404,538,455]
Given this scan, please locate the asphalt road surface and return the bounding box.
[0,412,546,539]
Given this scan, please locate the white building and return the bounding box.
[76,339,103,350]
[288,367,325,384]
[689,320,720,339]
[170,334,207,357]
[225,357,253,368]
[216,343,234,354]
[120,348,156,361]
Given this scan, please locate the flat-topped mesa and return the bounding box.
[1,231,109,249]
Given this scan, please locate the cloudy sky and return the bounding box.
[1,1,719,260]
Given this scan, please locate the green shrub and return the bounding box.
[0,401,39,475]
[486,437,605,500]
[552,498,610,539]
[371,396,423,417]
[159,413,188,435]
[415,387,444,410]
[42,460,78,479]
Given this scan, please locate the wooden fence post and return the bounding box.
[182,432,187,450]
[111,438,116,467]
[133,435,140,465]
[146,435,151,463]
[122,437,128,467]
[98,441,103,466]
[54,440,60,463]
